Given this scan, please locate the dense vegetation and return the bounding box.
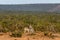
[0,11,60,37]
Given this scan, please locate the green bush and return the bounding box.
[10,31,22,37]
[44,32,48,36]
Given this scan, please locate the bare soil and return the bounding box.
[0,32,60,40]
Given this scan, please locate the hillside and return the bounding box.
[0,4,60,12]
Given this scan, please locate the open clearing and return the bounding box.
[0,32,60,40]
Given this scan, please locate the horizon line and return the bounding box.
[0,3,60,5]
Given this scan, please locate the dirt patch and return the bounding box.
[0,32,60,40]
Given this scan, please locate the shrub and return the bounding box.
[44,32,54,39]
[10,31,22,37]
[44,32,48,36]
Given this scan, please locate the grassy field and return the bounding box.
[0,11,60,38]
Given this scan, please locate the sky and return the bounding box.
[0,0,60,4]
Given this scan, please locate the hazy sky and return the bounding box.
[0,0,60,4]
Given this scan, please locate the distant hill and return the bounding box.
[0,4,60,12]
